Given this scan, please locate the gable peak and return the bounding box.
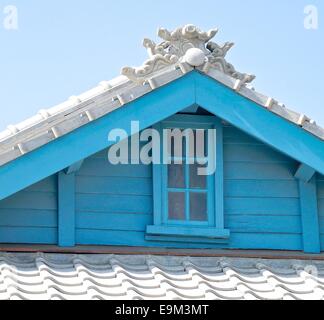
[121,24,255,85]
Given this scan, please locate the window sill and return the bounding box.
[146,225,230,244]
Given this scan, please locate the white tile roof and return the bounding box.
[0,24,323,167]
[1,253,324,300]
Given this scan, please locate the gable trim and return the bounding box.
[196,73,324,176]
[0,71,323,201]
[0,72,196,201]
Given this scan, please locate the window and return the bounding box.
[165,131,211,226]
[146,114,230,244]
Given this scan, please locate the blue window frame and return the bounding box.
[146,114,230,244]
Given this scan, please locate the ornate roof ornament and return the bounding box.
[121,24,255,84]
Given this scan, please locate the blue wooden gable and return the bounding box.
[0,23,323,255]
[0,71,323,254]
[1,72,323,200]
[1,116,323,253]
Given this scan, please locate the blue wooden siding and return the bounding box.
[0,123,311,251]
[222,125,302,251]
[0,175,58,244]
[72,123,302,250]
[317,174,324,249]
[75,148,154,245]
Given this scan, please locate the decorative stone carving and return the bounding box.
[158,24,218,56]
[121,24,255,84]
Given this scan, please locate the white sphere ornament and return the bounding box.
[184,48,206,67]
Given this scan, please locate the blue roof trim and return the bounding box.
[196,72,324,175]
[0,71,323,200]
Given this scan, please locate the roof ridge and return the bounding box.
[0,24,323,167]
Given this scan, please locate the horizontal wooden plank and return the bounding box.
[223,126,265,145]
[75,176,152,196]
[224,197,300,215]
[76,212,152,231]
[317,174,324,182]
[76,229,302,250]
[224,162,297,180]
[224,180,299,198]
[317,217,324,233]
[0,191,57,210]
[0,227,57,244]
[317,181,324,198]
[77,158,152,178]
[229,233,302,251]
[24,175,57,193]
[91,141,150,160]
[319,236,324,252]
[224,144,292,163]
[0,209,57,227]
[75,194,153,214]
[226,215,302,234]
[318,199,324,217]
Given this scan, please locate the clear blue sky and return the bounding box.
[0,0,323,130]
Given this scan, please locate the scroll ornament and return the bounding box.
[121,24,255,84]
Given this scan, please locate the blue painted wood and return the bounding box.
[223,126,265,145]
[162,117,216,226]
[224,162,297,180]
[228,233,302,251]
[0,175,58,245]
[0,209,57,227]
[75,176,152,196]
[76,229,302,250]
[0,227,57,244]
[195,72,324,175]
[224,197,300,215]
[75,123,302,251]
[65,160,84,175]
[145,234,229,245]
[147,115,229,241]
[75,149,154,243]
[152,123,163,226]
[76,212,152,232]
[0,72,196,201]
[1,71,323,203]
[318,183,324,199]
[0,191,57,210]
[76,194,152,214]
[0,71,318,252]
[146,225,230,239]
[24,175,57,193]
[58,171,75,247]
[224,180,299,198]
[224,144,293,163]
[298,176,321,253]
[225,215,302,234]
[215,118,224,230]
[295,163,316,183]
[316,175,324,250]
[77,159,152,178]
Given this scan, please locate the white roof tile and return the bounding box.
[1,253,324,300]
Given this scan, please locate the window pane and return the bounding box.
[190,164,207,189]
[168,164,185,188]
[167,130,186,159]
[190,192,207,221]
[168,192,186,221]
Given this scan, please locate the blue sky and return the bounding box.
[0,0,323,130]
